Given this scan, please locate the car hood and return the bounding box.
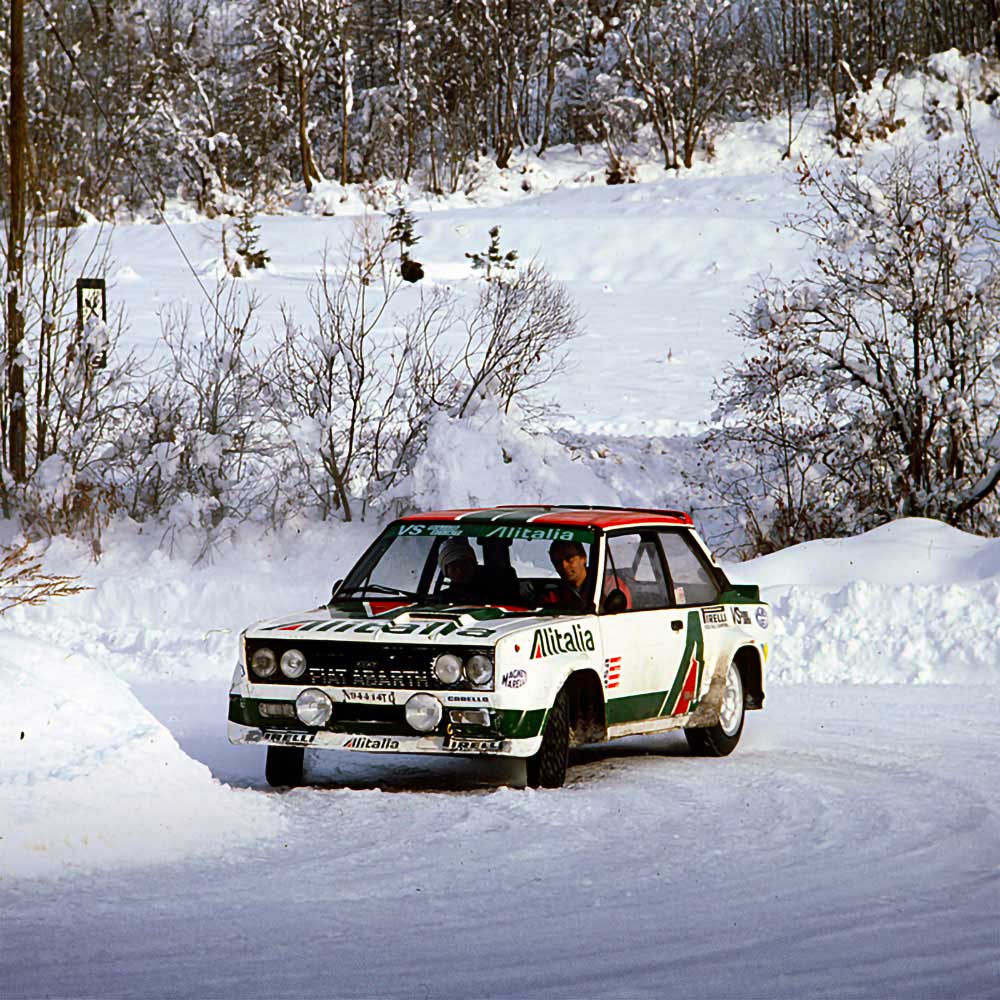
[244,604,587,647]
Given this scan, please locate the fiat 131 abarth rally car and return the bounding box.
[229,505,769,788]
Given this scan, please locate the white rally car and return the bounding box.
[229,505,769,788]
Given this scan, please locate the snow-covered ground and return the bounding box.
[3,56,1000,998]
[3,680,998,999]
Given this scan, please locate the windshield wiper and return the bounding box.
[337,584,419,599]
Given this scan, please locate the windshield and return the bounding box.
[338,521,599,612]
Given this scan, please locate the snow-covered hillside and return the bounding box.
[88,52,1000,442]
[3,54,1000,1000]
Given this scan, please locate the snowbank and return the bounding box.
[406,400,620,510]
[2,517,373,683]
[0,634,284,879]
[733,519,1000,685]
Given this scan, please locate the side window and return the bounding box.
[658,531,720,606]
[605,532,670,611]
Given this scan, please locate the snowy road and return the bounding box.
[3,683,998,999]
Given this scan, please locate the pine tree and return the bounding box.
[466,226,518,282]
[235,203,270,272]
[387,205,423,282]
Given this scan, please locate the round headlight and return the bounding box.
[433,653,463,685]
[280,648,307,679]
[295,688,333,727]
[405,693,443,733]
[464,654,494,687]
[251,647,277,678]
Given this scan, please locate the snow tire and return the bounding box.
[526,686,570,788]
[685,661,744,757]
[265,746,305,787]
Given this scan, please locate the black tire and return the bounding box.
[526,687,570,788]
[265,746,305,787]
[685,661,745,757]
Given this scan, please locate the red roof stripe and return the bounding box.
[397,506,693,528]
[531,510,690,528]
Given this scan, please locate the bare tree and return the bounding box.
[264,222,427,520]
[152,282,270,547]
[710,147,1000,552]
[450,262,580,418]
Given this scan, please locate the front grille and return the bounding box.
[245,638,492,691]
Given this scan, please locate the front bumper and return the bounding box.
[228,721,542,757]
[228,690,546,757]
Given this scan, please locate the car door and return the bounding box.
[598,530,689,726]
[654,528,726,718]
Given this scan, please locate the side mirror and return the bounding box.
[329,578,343,604]
[602,588,628,614]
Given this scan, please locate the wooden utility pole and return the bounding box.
[6,0,27,481]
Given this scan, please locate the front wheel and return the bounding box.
[526,687,570,788]
[685,661,744,757]
[265,746,305,787]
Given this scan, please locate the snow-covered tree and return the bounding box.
[249,0,353,191]
[617,0,747,170]
[711,148,1000,551]
[152,3,251,215]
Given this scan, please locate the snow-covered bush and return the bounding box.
[0,215,149,553]
[404,395,618,513]
[4,208,580,550]
[263,219,581,523]
[133,284,271,557]
[709,146,1000,553]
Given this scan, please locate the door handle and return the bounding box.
[671,620,684,632]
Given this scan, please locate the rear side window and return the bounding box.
[604,531,671,610]
[658,531,720,606]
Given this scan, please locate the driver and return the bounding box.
[546,539,590,607]
[544,539,631,610]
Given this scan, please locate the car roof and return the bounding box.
[397,504,694,530]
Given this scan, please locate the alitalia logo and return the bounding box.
[344,736,400,750]
[266,619,497,638]
[530,624,596,659]
[485,526,578,541]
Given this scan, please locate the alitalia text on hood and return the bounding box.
[531,624,596,659]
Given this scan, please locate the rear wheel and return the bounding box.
[526,687,570,788]
[265,746,305,787]
[685,661,744,757]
